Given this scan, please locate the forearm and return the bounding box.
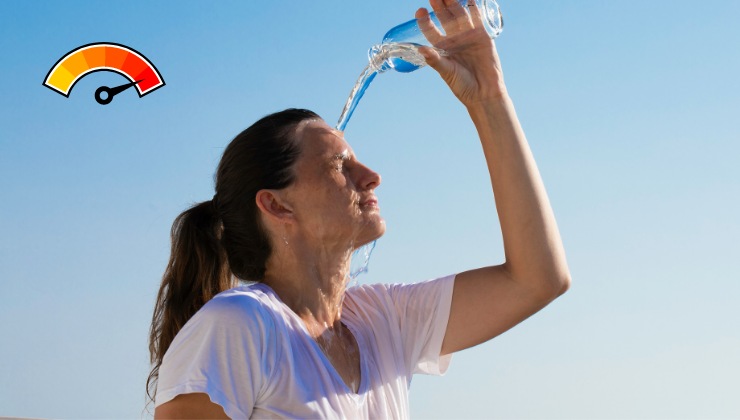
[467,95,570,296]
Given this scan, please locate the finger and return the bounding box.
[466,0,484,29]
[429,0,456,35]
[415,8,444,45]
[443,0,474,31]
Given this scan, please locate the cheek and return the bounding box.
[323,176,357,204]
[334,190,360,215]
[327,191,362,223]
[302,185,354,217]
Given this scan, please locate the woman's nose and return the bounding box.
[358,164,381,190]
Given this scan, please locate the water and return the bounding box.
[336,43,430,281]
[336,0,502,131]
[336,42,436,132]
[348,240,377,285]
[335,64,377,132]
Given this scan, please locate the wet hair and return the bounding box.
[146,108,320,405]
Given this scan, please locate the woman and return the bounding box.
[149,0,571,418]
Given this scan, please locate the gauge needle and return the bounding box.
[95,80,143,105]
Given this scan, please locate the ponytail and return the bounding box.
[146,199,236,404]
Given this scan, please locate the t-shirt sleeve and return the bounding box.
[387,274,456,376]
[154,291,278,419]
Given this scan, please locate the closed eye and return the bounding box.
[331,151,351,171]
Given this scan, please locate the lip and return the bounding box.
[359,196,378,207]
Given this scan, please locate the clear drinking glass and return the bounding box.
[369,0,503,73]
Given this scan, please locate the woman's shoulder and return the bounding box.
[345,282,393,305]
[346,274,456,304]
[191,282,283,329]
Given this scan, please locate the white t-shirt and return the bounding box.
[155,274,455,419]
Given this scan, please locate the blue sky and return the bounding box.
[1,1,739,418]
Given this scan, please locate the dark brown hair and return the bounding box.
[147,108,320,404]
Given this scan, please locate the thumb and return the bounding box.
[418,46,454,76]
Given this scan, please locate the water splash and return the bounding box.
[336,42,447,131]
[348,240,377,286]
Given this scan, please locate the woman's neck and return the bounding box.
[262,238,353,335]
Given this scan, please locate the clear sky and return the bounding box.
[1,1,739,418]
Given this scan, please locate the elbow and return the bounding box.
[549,262,572,297]
[541,269,571,301]
[555,273,571,297]
[525,274,570,306]
[507,262,571,301]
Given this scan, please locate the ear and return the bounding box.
[255,189,294,223]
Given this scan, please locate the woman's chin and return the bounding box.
[355,218,386,248]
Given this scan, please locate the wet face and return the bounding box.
[284,120,385,249]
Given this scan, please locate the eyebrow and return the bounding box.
[330,150,351,161]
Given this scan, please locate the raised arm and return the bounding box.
[415,0,571,355]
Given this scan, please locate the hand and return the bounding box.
[416,0,507,106]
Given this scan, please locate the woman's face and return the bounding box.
[283,119,385,249]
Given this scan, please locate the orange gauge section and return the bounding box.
[43,42,165,98]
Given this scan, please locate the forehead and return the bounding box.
[294,120,352,158]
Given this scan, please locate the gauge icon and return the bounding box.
[43,42,164,105]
